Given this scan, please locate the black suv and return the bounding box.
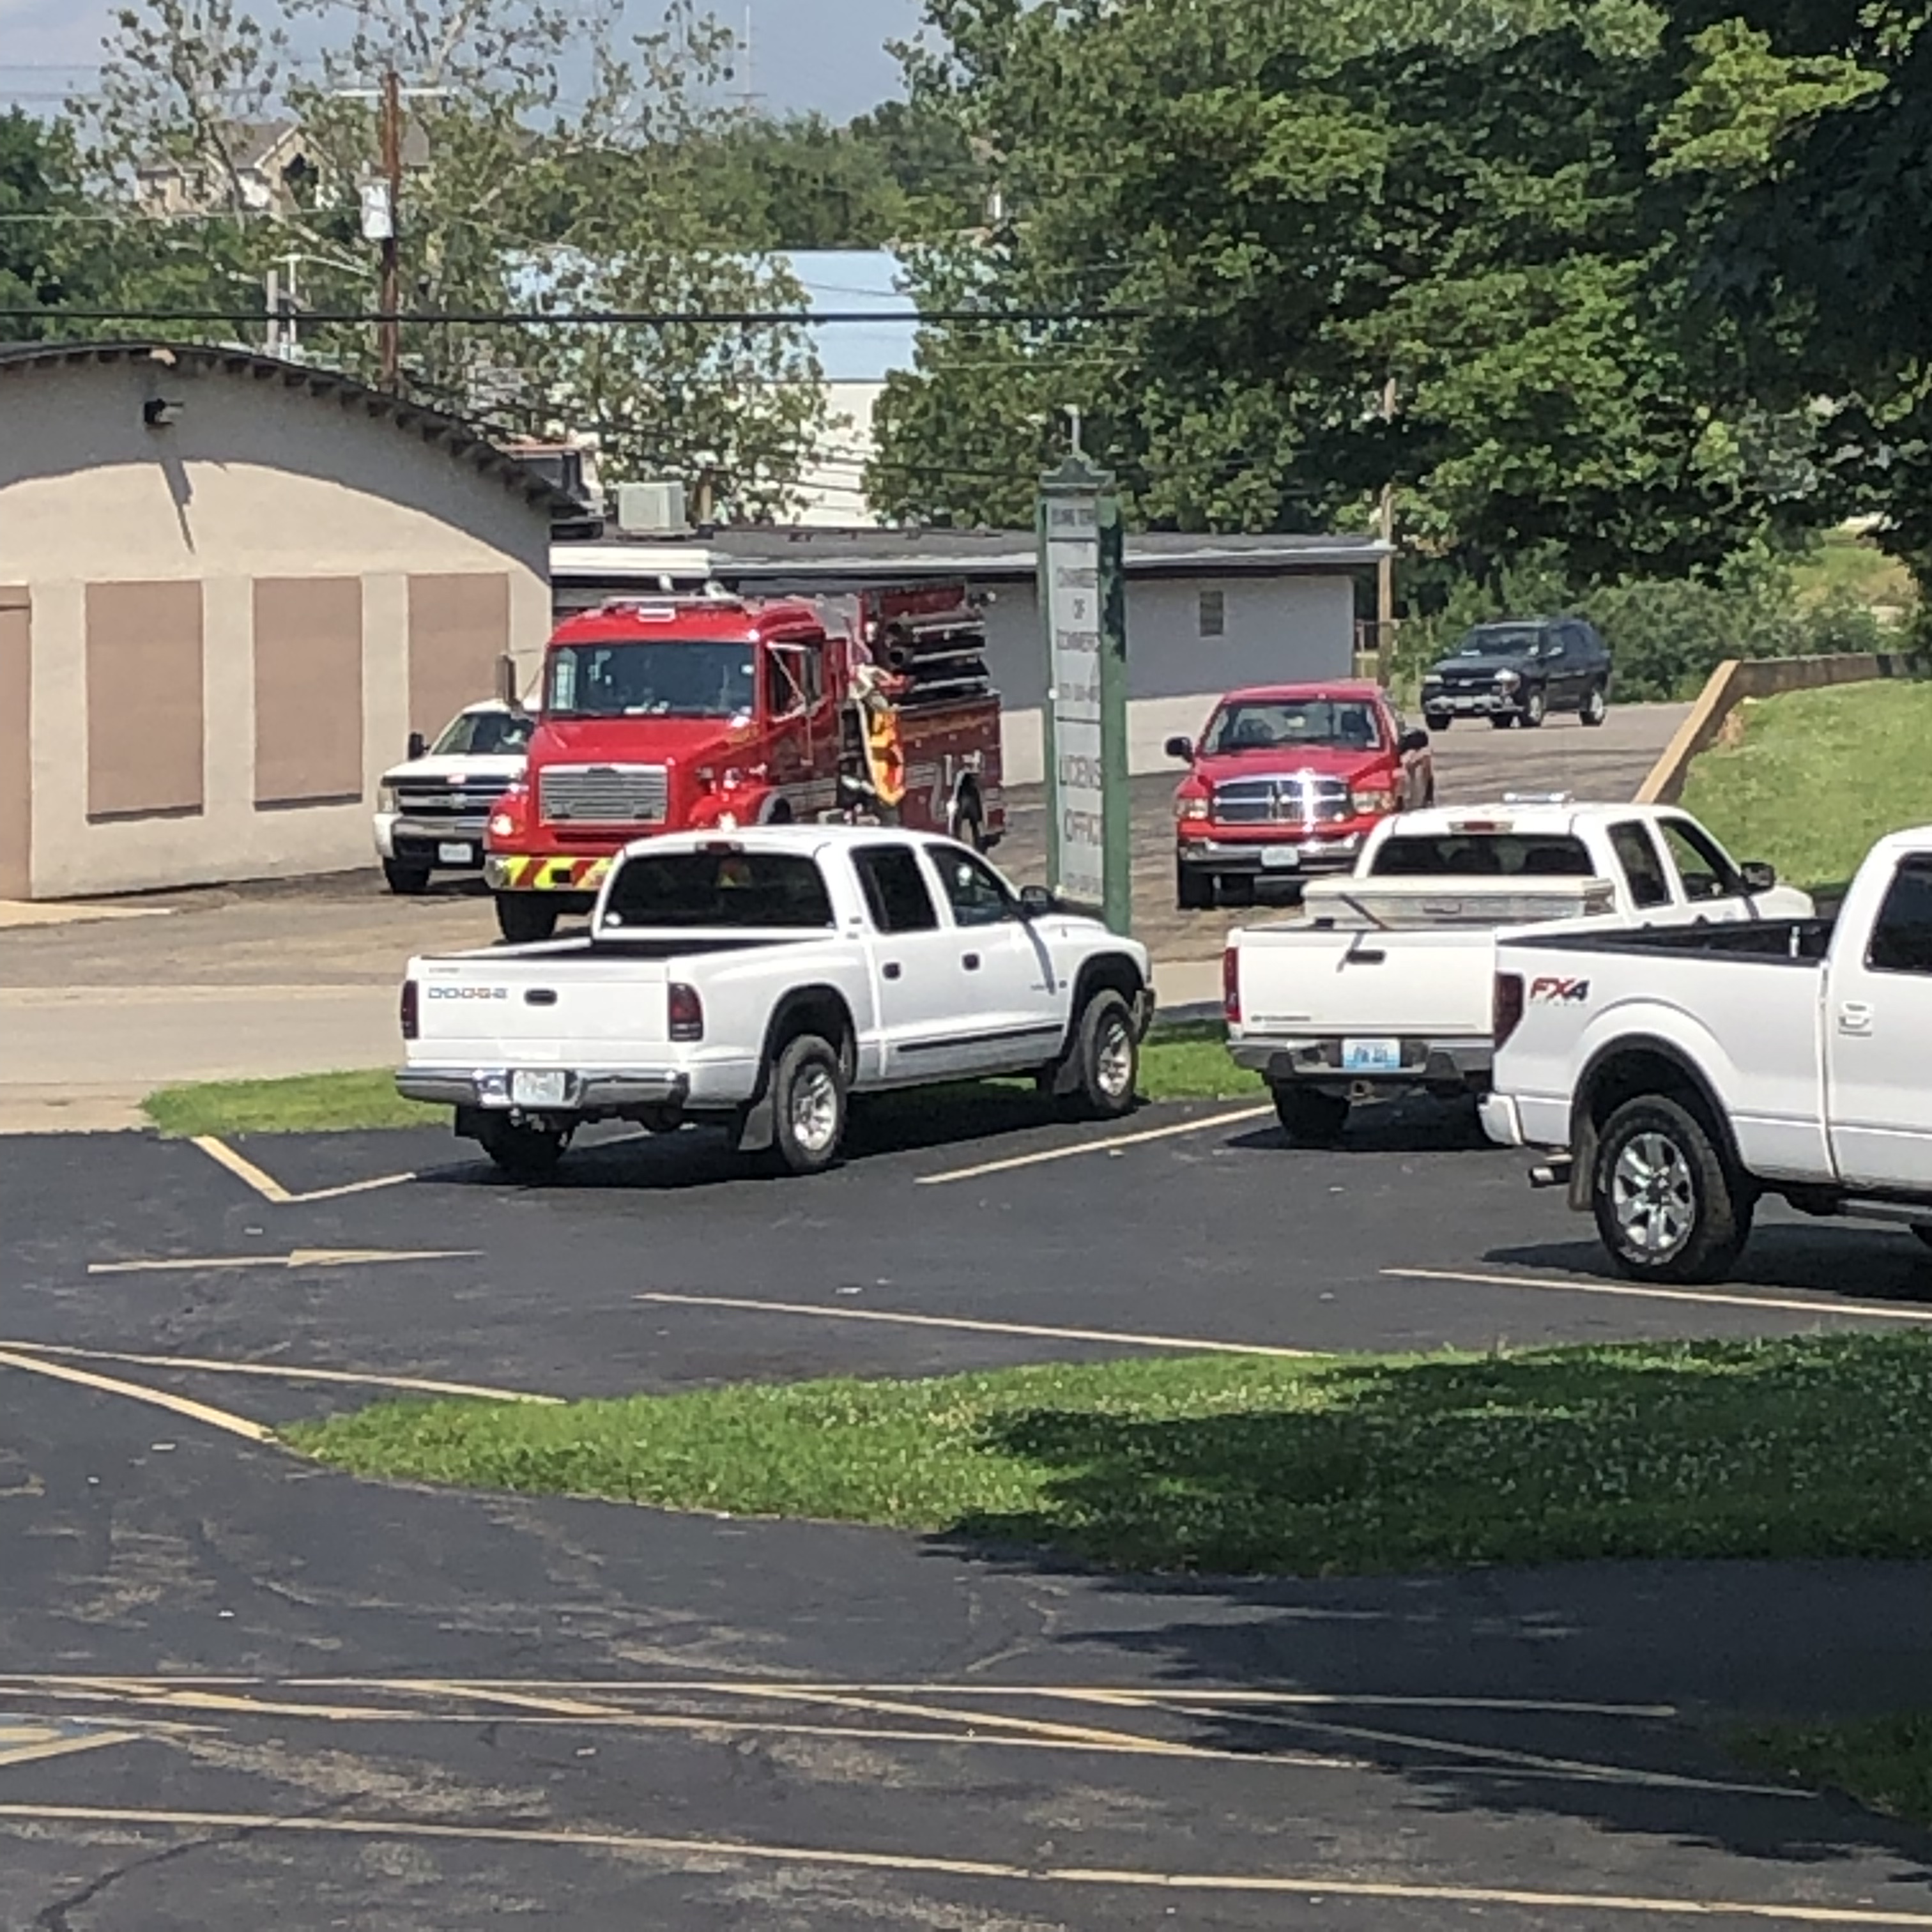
[1420,617,1611,732]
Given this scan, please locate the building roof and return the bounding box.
[0,340,572,511]
[553,523,1388,585]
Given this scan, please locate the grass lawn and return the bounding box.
[142,1068,436,1137]
[142,1020,1257,1136]
[286,1332,1932,1577]
[1678,678,1932,891]
[1734,1717,1932,1828]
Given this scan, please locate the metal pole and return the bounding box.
[1377,375,1397,686]
[379,66,402,391]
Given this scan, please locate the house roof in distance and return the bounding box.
[553,522,1389,585]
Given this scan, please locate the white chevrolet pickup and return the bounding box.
[1484,827,1932,1284]
[1225,799,1812,1144]
[398,825,1153,1179]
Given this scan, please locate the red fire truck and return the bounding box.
[484,583,1006,941]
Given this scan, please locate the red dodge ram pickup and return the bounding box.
[1167,682,1434,910]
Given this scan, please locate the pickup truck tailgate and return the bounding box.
[414,954,670,1063]
[1235,927,1498,1036]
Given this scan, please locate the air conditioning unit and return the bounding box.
[615,480,689,535]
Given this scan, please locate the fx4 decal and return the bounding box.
[1529,976,1591,1005]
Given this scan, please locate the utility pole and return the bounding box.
[379,65,402,391]
[1377,375,1397,686]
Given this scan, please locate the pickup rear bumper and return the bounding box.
[1229,1034,1491,1092]
[396,1066,692,1112]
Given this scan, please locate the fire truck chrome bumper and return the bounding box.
[396,1067,691,1110]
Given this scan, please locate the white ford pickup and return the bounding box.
[1223,799,1813,1144]
[1484,827,1932,1284]
[398,825,1153,1179]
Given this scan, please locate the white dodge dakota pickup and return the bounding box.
[1224,798,1812,1144]
[398,825,1153,1179]
[1484,826,1932,1284]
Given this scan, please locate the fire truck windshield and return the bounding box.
[545,641,757,720]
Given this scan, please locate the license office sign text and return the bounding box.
[1044,494,1106,907]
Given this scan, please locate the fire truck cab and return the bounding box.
[484,583,1005,942]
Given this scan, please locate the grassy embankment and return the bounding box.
[141,1020,1255,1136]
[287,1331,1932,1577]
[1679,678,1932,893]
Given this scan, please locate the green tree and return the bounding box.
[871,0,1835,585]
[0,111,84,335]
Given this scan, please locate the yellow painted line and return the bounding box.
[89,1248,478,1276]
[0,1804,1926,1921]
[634,1290,1312,1360]
[0,1351,272,1443]
[1386,1266,1932,1328]
[0,1342,558,1407]
[0,1675,1680,1721]
[915,1105,1273,1184]
[188,1136,414,1207]
[0,1730,137,1772]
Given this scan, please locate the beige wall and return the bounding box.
[0,590,28,898]
[408,572,510,739]
[0,356,551,896]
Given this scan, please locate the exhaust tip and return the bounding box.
[1528,1158,1572,1190]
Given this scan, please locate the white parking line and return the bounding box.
[916,1105,1272,1185]
[635,1290,1311,1359]
[1386,1266,1932,1326]
[190,1136,415,1206]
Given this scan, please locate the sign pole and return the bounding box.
[1038,453,1130,935]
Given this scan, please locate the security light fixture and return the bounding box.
[142,397,184,429]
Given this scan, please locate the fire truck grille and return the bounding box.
[539,765,670,826]
[1213,774,1353,825]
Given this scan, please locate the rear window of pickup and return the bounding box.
[602,851,835,928]
[1371,834,1595,878]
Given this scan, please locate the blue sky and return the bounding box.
[0,0,926,121]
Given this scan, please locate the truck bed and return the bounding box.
[1500,917,1837,963]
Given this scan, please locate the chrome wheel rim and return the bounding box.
[1584,689,1604,721]
[1611,1132,1694,1259]
[1095,1015,1134,1100]
[790,1064,840,1154]
[1526,691,1545,722]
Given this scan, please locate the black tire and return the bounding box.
[1489,713,1515,731]
[1062,988,1139,1121]
[477,1114,570,1183]
[1591,1094,1752,1284]
[1912,1225,1932,1254]
[1272,1084,1349,1146]
[383,858,431,896]
[496,894,559,944]
[1215,874,1256,908]
[1176,862,1215,912]
[1580,682,1609,728]
[1521,686,1547,728]
[767,1032,847,1176]
[1424,712,1450,733]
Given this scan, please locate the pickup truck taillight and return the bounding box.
[668,982,704,1042]
[1223,946,1241,1025]
[401,977,419,1040]
[1493,972,1524,1047]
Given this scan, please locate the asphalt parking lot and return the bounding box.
[9,1093,1932,1927]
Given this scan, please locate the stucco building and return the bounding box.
[0,342,556,900]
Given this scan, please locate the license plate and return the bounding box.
[438,841,475,865]
[1260,846,1301,870]
[1341,1038,1402,1073]
[510,1069,571,1108]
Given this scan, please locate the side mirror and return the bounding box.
[1399,728,1430,754]
[1740,861,1777,893]
[1017,884,1057,919]
[1164,735,1194,762]
[406,731,427,762]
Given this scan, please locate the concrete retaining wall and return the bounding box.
[1636,652,1916,806]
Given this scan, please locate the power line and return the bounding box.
[0,304,1142,326]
